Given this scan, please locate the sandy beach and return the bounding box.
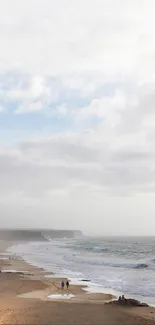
[0,241,155,325]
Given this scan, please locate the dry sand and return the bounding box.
[0,240,155,324]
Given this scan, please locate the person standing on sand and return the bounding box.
[66,280,69,289]
[61,280,64,289]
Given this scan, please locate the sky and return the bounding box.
[0,0,155,235]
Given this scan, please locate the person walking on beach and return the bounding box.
[66,280,69,289]
[61,280,64,290]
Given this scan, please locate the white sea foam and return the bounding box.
[83,285,120,296]
[48,294,75,300]
[0,257,9,260]
[68,278,88,286]
[1,269,30,274]
[69,278,101,287]
[2,269,20,273]
[68,277,119,295]
[45,273,68,278]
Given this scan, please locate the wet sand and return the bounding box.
[0,240,155,324]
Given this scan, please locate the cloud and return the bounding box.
[72,90,127,122]
[1,0,155,233]
[8,76,49,101]
[1,74,155,200]
[16,100,44,114]
[0,115,155,200]
[0,104,4,112]
[0,73,60,114]
[0,0,154,80]
[1,110,155,234]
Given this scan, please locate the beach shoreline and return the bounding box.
[2,240,115,303]
[7,240,155,307]
[0,240,155,324]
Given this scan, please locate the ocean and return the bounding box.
[8,235,155,303]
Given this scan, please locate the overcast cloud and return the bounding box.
[0,0,155,235]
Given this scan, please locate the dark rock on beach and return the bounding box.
[106,297,149,307]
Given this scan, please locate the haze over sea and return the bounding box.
[9,234,155,302]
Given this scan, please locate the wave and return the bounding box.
[64,253,148,270]
[80,246,108,253]
[102,262,148,269]
[69,244,109,253]
[106,262,148,269]
[135,264,148,269]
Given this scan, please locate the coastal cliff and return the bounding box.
[0,229,83,241]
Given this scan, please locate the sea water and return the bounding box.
[8,236,155,302]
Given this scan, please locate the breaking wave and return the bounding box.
[135,263,148,269]
[100,262,148,270]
